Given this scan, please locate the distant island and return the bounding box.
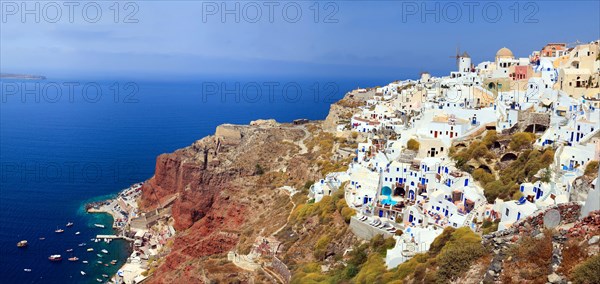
[0,73,46,80]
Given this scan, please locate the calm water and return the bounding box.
[0,76,396,283]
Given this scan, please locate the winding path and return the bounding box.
[272,186,298,236]
[281,125,310,155]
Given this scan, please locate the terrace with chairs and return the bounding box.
[356,214,400,234]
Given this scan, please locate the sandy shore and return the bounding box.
[87,184,147,284]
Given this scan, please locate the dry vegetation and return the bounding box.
[502,232,554,284]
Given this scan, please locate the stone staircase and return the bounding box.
[463,201,487,228]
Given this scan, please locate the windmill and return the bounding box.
[449,45,471,73]
[449,45,461,69]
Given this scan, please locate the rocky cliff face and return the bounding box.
[140,122,322,283]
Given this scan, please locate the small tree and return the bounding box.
[407,139,420,151]
[571,255,600,284]
[541,167,552,183]
[254,164,265,175]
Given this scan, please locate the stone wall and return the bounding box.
[516,110,551,132]
[483,202,582,244]
[271,256,291,284]
[349,216,392,240]
[215,124,242,145]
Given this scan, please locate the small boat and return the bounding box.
[17,240,28,248]
[66,222,74,227]
[68,256,79,262]
[97,261,102,264]
[80,271,86,275]
[82,261,89,264]
[66,249,74,252]
[75,232,80,235]
[101,249,108,254]
[97,254,103,258]
[78,243,86,247]
[39,237,45,240]
[55,228,64,233]
[94,224,105,228]
[102,274,109,278]
[48,254,62,261]
[96,278,102,282]
[104,264,108,267]
[87,248,94,252]
[24,269,32,272]
[110,260,117,264]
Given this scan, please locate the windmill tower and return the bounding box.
[449,46,471,73]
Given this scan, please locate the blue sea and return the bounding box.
[0,76,400,283]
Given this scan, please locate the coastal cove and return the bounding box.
[0,77,394,283]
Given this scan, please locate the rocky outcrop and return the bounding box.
[323,93,371,132]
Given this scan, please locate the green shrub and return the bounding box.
[482,130,498,147]
[481,219,499,235]
[369,234,396,257]
[340,207,356,223]
[344,264,359,279]
[509,132,536,150]
[346,244,368,267]
[428,227,455,255]
[571,255,600,284]
[313,235,332,260]
[472,168,495,184]
[435,242,486,282]
[353,254,386,284]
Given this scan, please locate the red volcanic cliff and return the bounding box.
[138,123,314,283]
[140,123,328,283]
[140,151,219,231]
[139,126,253,231]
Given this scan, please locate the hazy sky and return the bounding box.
[1,1,599,79]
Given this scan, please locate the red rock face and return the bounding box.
[140,150,237,231]
[139,148,250,283]
[138,125,312,282]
